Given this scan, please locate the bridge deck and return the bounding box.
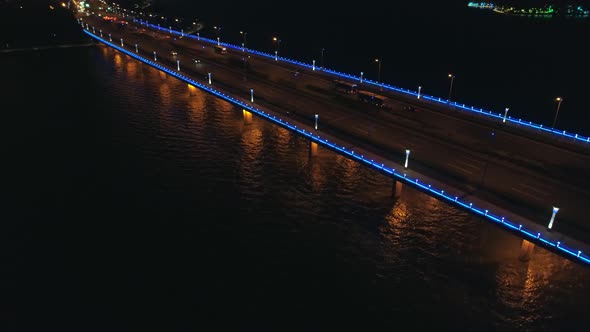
[76,13,590,266]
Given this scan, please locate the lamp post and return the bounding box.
[314,114,319,130]
[240,31,247,51]
[374,58,381,83]
[135,44,138,52]
[177,60,180,71]
[214,26,221,45]
[417,86,422,99]
[404,149,410,169]
[250,89,254,103]
[360,71,363,84]
[120,38,124,47]
[447,73,455,103]
[503,107,509,123]
[320,48,325,69]
[552,97,563,128]
[153,51,157,61]
[272,36,281,60]
[547,206,559,230]
[208,72,212,84]
[312,60,316,71]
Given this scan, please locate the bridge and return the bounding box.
[75,8,590,267]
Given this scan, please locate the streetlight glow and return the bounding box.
[548,206,559,230]
[404,149,410,169]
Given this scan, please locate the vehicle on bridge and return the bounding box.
[333,80,358,93]
[214,45,227,55]
[358,90,387,107]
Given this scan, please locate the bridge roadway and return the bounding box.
[78,13,590,263]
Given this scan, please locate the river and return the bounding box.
[6,40,590,331]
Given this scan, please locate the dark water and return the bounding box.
[143,1,590,136]
[6,43,590,331]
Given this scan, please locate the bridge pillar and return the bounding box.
[518,239,535,262]
[393,180,403,198]
[309,141,318,157]
[242,109,253,124]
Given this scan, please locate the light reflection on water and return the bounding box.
[101,44,590,331]
[9,44,589,331]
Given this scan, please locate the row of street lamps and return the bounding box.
[442,73,563,128]
[103,13,567,129]
[88,16,566,232]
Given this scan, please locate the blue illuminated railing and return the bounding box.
[134,18,590,145]
[82,28,590,267]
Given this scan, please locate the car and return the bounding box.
[193,58,201,63]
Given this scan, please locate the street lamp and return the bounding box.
[503,107,509,123]
[552,97,563,128]
[375,58,382,91]
[404,149,410,169]
[448,73,455,103]
[272,36,281,60]
[548,206,559,230]
[417,86,422,99]
[314,114,319,130]
[240,31,247,51]
[214,26,221,45]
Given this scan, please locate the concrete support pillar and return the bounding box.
[242,109,253,124]
[518,239,535,262]
[309,141,318,157]
[393,180,403,198]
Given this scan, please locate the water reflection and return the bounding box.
[125,60,137,77]
[84,43,590,330]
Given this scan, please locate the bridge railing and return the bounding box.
[135,19,590,147]
[81,27,590,267]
